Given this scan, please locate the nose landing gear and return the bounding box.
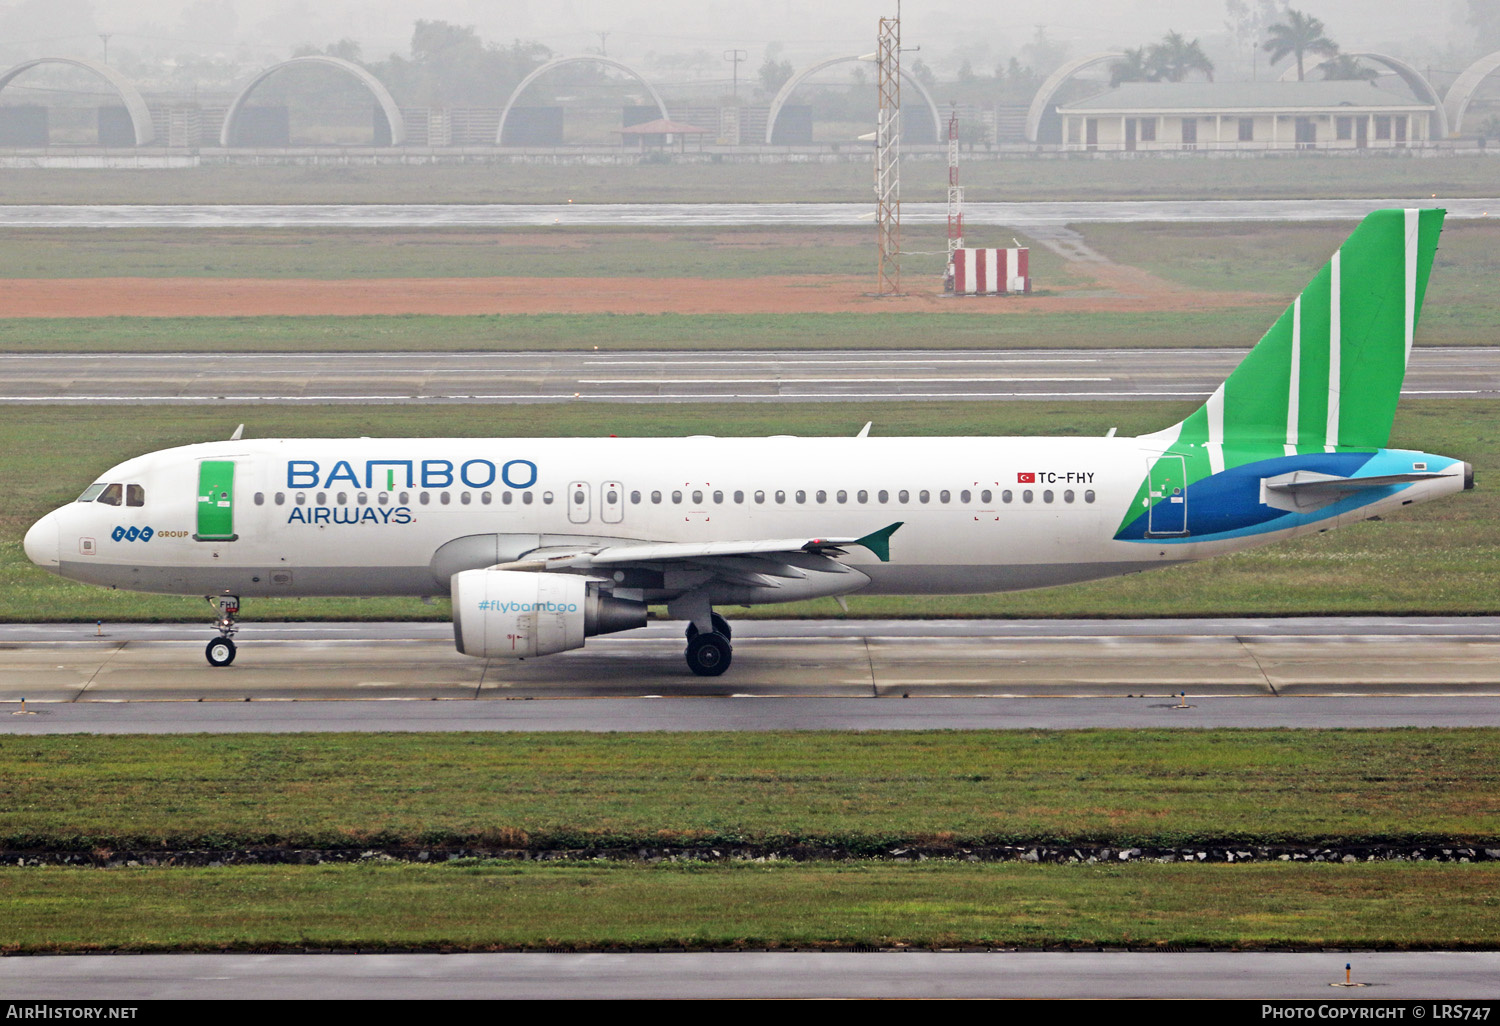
[205,595,240,667]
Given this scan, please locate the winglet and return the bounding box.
[854,522,902,563]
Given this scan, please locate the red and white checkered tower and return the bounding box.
[945,110,964,281]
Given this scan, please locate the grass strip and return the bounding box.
[5,156,1499,205]
[2,399,1494,621]
[2,861,1496,953]
[2,730,1496,851]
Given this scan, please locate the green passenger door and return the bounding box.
[195,460,238,541]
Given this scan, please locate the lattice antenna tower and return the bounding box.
[874,12,901,295]
[946,109,964,274]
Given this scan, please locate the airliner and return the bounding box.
[23,209,1472,676]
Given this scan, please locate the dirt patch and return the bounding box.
[0,268,1271,318]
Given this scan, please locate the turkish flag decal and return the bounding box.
[1017,472,1036,483]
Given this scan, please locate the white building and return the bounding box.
[1056,81,1434,151]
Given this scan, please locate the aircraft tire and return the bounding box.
[684,613,732,642]
[205,637,237,667]
[685,631,732,677]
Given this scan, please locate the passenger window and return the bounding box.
[795,490,806,504]
[523,492,534,505]
[275,492,285,506]
[919,490,930,504]
[503,492,513,505]
[606,489,618,504]
[836,490,848,504]
[878,490,889,503]
[651,491,662,504]
[357,492,368,506]
[77,483,107,503]
[1002,490,1013,503]
[1043,490,1054,503]
[733,490,744,503]
[574,489,585,505]
[399,492,409,504]
[254,492,265,506]
[857,490,868,503]
[815,490,826,504]
[713,490,723,504]
[631,491,641,504]
[981,489,992,504]
[439,492,450,505]
[126,484,145,507]
[542,492,554,504]
[1064,490,1075,503]
[898,490,909,503]
[481,492,492,505]
[960,490,971,504]
[1085,489,1096,503]
[1023,490,1034,503]
[295,492,306,506]
[775,490,786,504]
[461,492,472,505]
[754,491,765,504]
[337,492,348,505]
[317,492,328,505]
[692,490,703,504]
[97,483,122,506]
[377,492,388,506]
[939,490,950,504]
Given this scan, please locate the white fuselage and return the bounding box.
[25,434,1465,604]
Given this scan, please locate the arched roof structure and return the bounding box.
[764,55,942,145]
[497,55,668,144]
[219,55,405,147]
[1444,51,1500,135]
[0,57,155,145]
[1279,52,1448,137]
[1025,52,1125,143]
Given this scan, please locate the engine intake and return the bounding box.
[451,569,646,659]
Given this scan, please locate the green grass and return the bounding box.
[3,730,1497,850]
[3,861,1496,953]
[1,400,1494,622]
[0,308,1285,353]
[4,155,1498,205]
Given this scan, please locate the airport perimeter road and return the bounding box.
[3,347,1497,403]
[6,618,1500,733]
[2,198,1497,228]
[3,951,1496,1000]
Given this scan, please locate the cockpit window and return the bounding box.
[126,484,145,507]
[77,482,108,503]
[96,483,123,506]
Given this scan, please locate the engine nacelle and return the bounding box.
[451,569,646,659]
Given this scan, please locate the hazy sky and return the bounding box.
[1,1,1475,72]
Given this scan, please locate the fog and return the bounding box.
[1,0,1483,77]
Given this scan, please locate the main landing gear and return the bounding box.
[205,594,240,667]
[684,612,732,677]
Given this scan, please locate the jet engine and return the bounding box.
[450,569,646,659]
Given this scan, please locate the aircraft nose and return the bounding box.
[23,511,59,570]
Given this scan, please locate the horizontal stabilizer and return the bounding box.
[1261,469,1444,512]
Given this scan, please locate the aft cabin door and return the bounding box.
[1147,455,1188,537]
[195,460,238,541]
[568,480,591,524]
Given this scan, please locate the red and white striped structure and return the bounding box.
[951,247,1030,295]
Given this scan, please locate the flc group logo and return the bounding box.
[111,526,154,543]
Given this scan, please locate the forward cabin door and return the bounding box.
[195,460,238,541]
[1147,455,1188,537]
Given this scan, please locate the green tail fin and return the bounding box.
[1167,208,1444,471]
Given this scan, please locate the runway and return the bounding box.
[6,618,1500,733]
[3,951,1495,1000]
[2,198,1497,228]
[3,346,1497,403]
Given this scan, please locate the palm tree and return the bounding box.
[1110,47,1153,86]
[1320,53,1378,81]
[1262,9,1339,81]
[1147,31,1214,83]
